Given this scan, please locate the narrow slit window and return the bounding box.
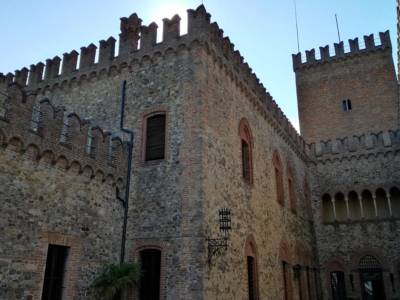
[341,99,352,112]
[145,114,166,161]
[41,244,69,300]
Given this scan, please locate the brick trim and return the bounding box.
[244,234,260,300]
[138,108,169,167]
[128,242,167,300]
[31,231,82,300]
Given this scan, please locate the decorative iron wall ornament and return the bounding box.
[207,208,232,264]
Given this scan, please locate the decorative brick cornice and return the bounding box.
[0,84,129,185]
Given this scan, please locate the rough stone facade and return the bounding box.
[0,4,399,300]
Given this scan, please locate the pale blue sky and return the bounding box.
[0,1,396,130]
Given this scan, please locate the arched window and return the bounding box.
[273,151,284,205]
[375,188,390,218]
[334,193,347,221]
[239,118,253,184]
[362,190,375,219]
[390,187,400,218]
[287,166,296,213]
[322,194,334,222]
[139,249,161,300]
[245,236,259,300]
[348,191,361,220]
[144,113,166,161]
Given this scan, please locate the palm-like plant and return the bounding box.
[91,263,141,300]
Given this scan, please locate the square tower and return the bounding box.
[293,32,398,143]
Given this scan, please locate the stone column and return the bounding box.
[386,192,393,217]
[345,195,350,219]
[331,198,337,220]
[372,193,378,217]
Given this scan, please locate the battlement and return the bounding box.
[0,84,129,184]
[307,129,400,161]
[292,31,392,70]
[0,5,307,159]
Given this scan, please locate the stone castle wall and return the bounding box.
[1,4,399,300]
[309,133,400,299]
[196,25,317,300]
[0,86,128,299]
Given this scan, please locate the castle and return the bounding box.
[0,3,399,300]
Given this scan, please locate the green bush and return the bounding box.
[91,263,141,300]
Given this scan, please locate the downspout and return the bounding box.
[116,80,134,264]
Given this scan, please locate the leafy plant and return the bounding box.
[91,263,141,300]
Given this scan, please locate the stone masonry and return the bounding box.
[0,3,399,300]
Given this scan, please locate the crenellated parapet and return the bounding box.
[0,84,129,185]
[307,129,400,162]
[0,5,307,159]
[292,31,392,70]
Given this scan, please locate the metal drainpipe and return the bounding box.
[116,80,134,264]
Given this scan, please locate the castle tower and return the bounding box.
[293,32,399,143]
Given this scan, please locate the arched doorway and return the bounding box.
[359,255,386,300]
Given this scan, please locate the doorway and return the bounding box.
[359,255,386,300]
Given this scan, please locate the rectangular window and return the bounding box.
[247,256,256,300]
[41,244,69,300]
[145,114,166,161]
[242,140,250,181]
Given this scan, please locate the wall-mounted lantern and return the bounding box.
[207,208,232,264]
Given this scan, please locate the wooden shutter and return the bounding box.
[145,114,166,161]
[242,140,250,181]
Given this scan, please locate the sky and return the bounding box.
[0,0,396,131]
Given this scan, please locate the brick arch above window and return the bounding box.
[141,110,167,163]
[272,150,284,205]
[239,118,253,184]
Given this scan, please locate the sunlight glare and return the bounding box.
[151,1,189,41]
